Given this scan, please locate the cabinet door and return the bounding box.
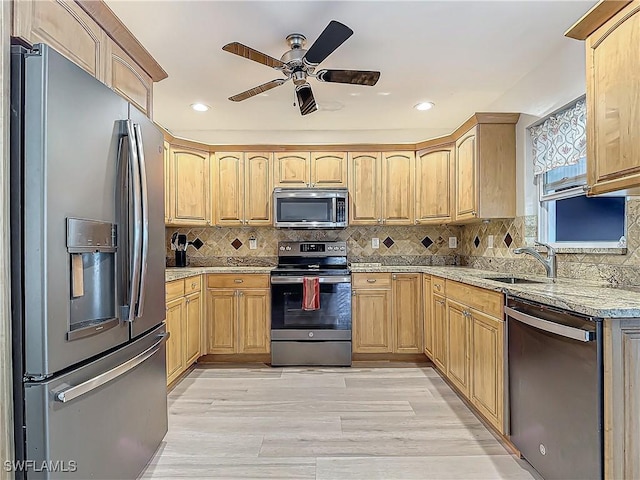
[311,152,347,187]
[392,274,422,353]
[352,288,392,353]
[471,310,504,433]
[184,292,202,367]
[447,299,471,396]
[163,141,170,224]
[455,128,478,220]
[104,39,153,117]
[13,0,105,81]
[214,152,244,226]
[238,289,270,354]
[273,152,310,187]
[382,151,415,225]
[586,4,640,195]
[423,275,434,357]
[165,297,184,385]
[416,148,453,224]
[432,294,447,371]
[206,289,237,354]
[348,152,381,225]
[169,147,211,225]
[245,152,272,225]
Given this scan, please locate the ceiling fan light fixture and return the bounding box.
[191,103,210,112]
[414,101,435,111]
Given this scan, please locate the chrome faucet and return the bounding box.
[513,241,557,280]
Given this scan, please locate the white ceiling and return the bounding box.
[106,0,597,145]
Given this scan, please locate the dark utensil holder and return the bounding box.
[175,250,187,267]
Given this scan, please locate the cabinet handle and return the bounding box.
[377,218,382,223]
[191,282,197,289]
[471,210,477,217]
[435,284,441,290]
[352,291,357,296]
[186,299,190,304]
[392,274,397,280]
[238,291,244,296]
[366,279,377,283]
[234,279,243,283]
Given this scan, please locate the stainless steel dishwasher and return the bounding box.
[505,297,603,480]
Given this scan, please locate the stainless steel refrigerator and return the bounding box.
[10,43,168,479]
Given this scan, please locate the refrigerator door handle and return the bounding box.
[124,120,142,323]
[54,332,169,403]
[133,123,149,318]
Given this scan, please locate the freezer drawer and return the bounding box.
[23,325,168,479]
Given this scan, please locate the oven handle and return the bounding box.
[505,306,594,342]
[271,276,351,285]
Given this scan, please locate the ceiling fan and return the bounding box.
[222,20,380,116]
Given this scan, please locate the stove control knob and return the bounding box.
[340,246,345,251]
[285,246,292,251]
[327,246,333,251]
[279,246,285,251]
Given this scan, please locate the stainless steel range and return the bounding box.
[270,241,351,366]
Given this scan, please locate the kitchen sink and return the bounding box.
[483,276,544,285]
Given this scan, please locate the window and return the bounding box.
[531,98,626,248]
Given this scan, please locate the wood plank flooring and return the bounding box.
[140,363,541,480]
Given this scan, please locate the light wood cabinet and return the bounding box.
[163,141,170,224]
[454,124,516,223]
[206,275,270,354]
[382,152,415,225]
[432,280,448,371]
[167,146,211,226]
[213,152,272,226]
[104,38,152,116]
[352,286,393,353]
[165,296,184,385]
[348,151,414,225]
[470,309,504,432]
[575,2,640,195]
[311,152,348,187]
[423,275,434,357]
[184,291,202,366]
[13,0,106,81]
[446,299,471,397]
[416,147,454,224]
[392,273,422,353]
[273,152,310,187]
[348,152,382,225]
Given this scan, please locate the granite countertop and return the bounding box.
[166,265,640,319]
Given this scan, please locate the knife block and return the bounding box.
[175,250,187,267]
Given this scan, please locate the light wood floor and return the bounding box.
[140,363,541,480]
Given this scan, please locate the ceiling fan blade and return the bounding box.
[295,83,318,116]
[222,42,285,69]
[303,20,353,66]
[228,79,287,102]
[316,69,380,86]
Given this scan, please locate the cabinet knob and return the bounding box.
[471,210,477,217]
[392,274,397,280]
[186,299,190,304]
[377,218,382,223]
[352,290,357,296]
[366,279,377,283]
[191,282,197,289]
[238,291,244,296]
[234,279,243,283]
[435,284,441,290]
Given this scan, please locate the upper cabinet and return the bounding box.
[566,1,640,195]
[13,0,106,80]
[104,39,153,116]
[13,0,167,119]
[454,123,517,223]
[213,151,272,226]
[167,146,211,226]
[416,146,454,224]
[348,151,414,225]
[273,152,347,188]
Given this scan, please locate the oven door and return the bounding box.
[271,276,351,339]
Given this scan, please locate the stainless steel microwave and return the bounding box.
[273,188,348,228]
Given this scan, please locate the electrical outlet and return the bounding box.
[372,238,380,249]
[449,236,457,248]
[249,237,257,250]
[488,235,494,249]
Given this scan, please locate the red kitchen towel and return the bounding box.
[302,276,320,311]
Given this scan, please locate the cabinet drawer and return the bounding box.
[353,273,392,289]
[446,280,503,319]
[184,275,202,294]
[166,279,185,301]
[207,274,270,289]
[432,276,446,295]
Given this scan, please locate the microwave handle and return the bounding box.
[332,197,337,223]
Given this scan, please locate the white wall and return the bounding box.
[487,38,587,217]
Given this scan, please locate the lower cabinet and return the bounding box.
[446,299,471,397]
[165,276,202,385]
[423,275,434,357]
[206,274,270,354]
[352,273,422,353]
[432,290,448,371]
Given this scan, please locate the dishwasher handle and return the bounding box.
[505,306,595,342]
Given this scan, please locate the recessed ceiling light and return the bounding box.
[377,92,391,96]
[190,103,210,112]
[414,102,435,111]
